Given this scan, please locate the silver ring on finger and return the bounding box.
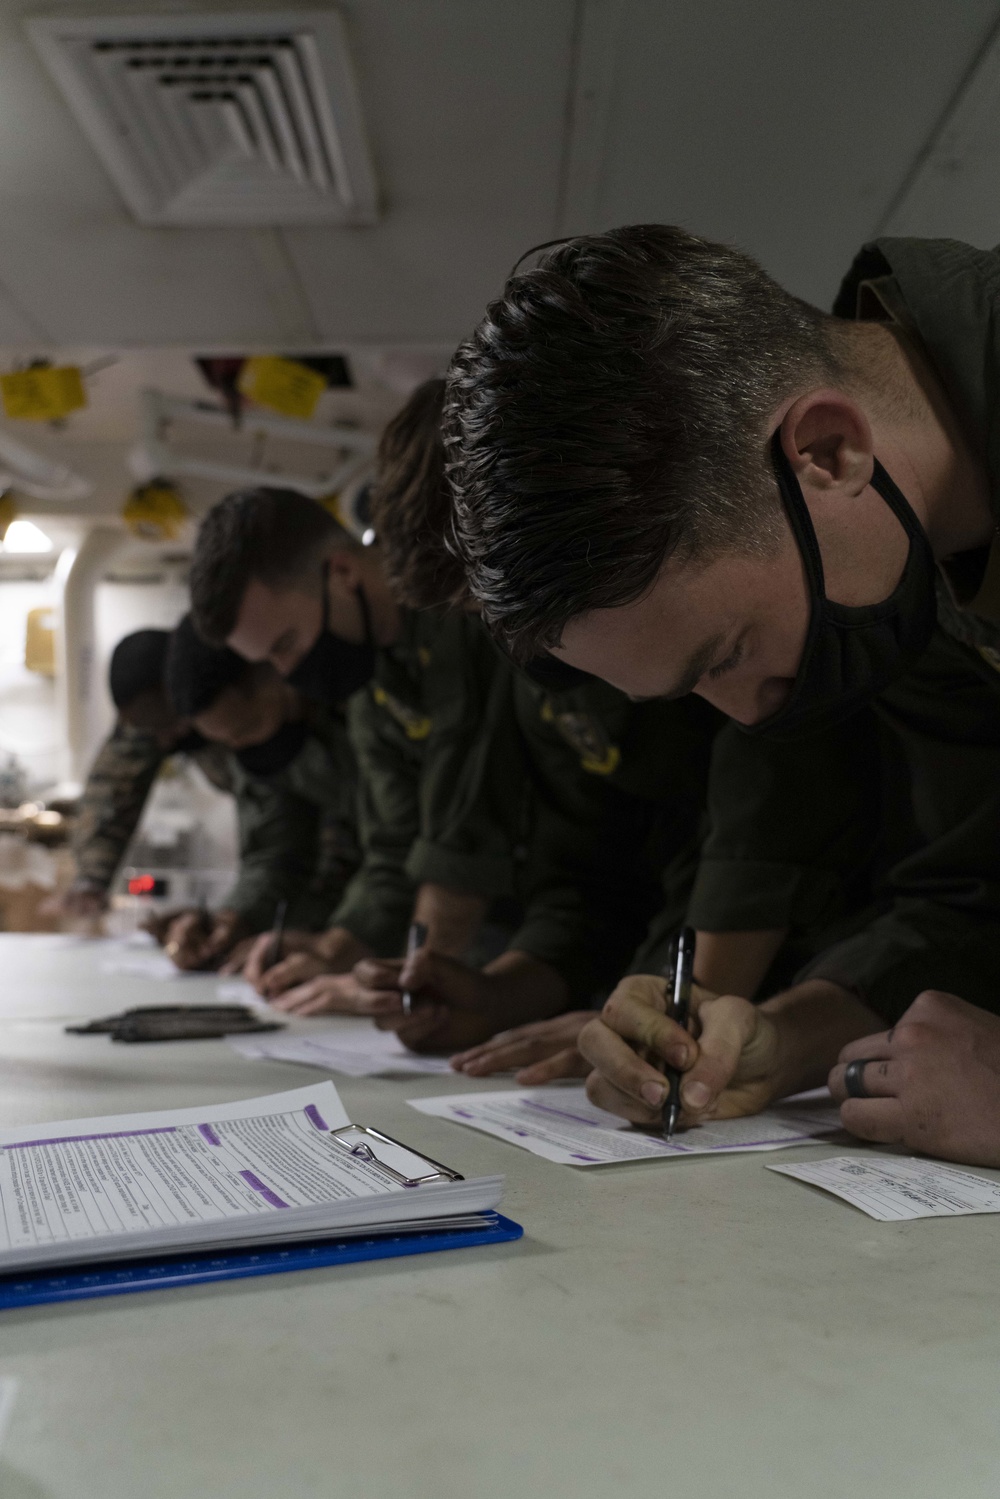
[844,1057,878,1099]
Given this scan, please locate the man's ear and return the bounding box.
[780,389,873,497]
[326,548,364,593]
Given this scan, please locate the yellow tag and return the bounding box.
[318,492,348,528]
[581,745,621,776]
[0,494,16,541]
[238,357,326,420]
[24,607,56,676]
[372,685,432,740]
[123,482,188,542]
[1,366,86,421]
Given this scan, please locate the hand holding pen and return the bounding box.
[401,921,429,1016]
[660,927,695,1138]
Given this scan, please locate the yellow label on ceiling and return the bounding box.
[239,356,326,420]
[123,482,188,542]
[0,366,86,421]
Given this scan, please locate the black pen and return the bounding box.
[401,921,428,1017]
[662,926,695,1139]
[266,899,288,972]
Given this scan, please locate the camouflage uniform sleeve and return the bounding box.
[330,688,422,956]
[402,641,524,900]
[334,620,523,955]
[223,768,326,932]
[70,724,166,892]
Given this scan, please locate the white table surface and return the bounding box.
[0,933,997,1499]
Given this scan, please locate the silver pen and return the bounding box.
[401,921,428,1016]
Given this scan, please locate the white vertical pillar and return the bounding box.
[54,526,124,782]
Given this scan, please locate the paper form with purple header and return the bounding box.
[409,1086,841,1166]
[0,1082,503,1274]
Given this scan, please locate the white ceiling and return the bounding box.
[0,0,995,351]
[0,0,997,537]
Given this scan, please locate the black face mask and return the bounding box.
[738,435,938,741]
[286,571,377,706]
[234,719,309,776]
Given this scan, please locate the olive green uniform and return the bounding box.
[715,237,1000,1022]
[414,668,907,1000]
[224,702,361,931]
[330,609,520,955]
[72,709,359,932]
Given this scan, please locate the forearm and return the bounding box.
[694,928,788,1000]
[412,883,488,958]
[763,980,882,1098]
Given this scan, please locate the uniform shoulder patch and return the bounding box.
[372,684,432,740]
[543,700,621,775]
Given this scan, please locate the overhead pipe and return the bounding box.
[54,525,125,783]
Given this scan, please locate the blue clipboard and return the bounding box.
[0,1212,523,1310]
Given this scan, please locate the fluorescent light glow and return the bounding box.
[2,520,53,554]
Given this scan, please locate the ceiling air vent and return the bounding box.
[26,11,377,226]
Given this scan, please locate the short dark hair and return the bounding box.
[189,487,350,645]
[369,378,467,609]
[108,629,170,709]
[164,614,250,717]
[444,224,840,659]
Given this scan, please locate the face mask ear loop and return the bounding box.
[318,558,331,635]
[770,430,828,598]
[355,583,375,647]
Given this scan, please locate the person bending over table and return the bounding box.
[444,225,1000,1164]
[247,382,924,1066]
[187,477,523,1007]
[154,616,360,972]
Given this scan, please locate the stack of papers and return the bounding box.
[228,1023,453,1077]
[0,1082,502,1274]
[410,1086,842,1166]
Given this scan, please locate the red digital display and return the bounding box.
[127,874,166,896]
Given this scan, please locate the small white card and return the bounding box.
[768,1154,1000,1220]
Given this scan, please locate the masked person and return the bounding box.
[187,483,525,1007]
[290,383,919,1069]
[64,628,234,921]
[156,615,360,972]
[445,228,1000,1166]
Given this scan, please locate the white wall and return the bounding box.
[92,577,189,757]
[0,575,60,792]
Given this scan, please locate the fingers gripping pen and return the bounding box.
[401,921,429,1017]
[662,926,695,1139]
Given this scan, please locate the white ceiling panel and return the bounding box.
[0,1,994,346]
[574,0,1000,309]
[283,0,577,343]
[0,2,327,344]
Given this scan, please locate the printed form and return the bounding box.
[0,1081,502,1271]
[409,1086,841,1166]
[769,1154,1000,1220]
[228,1021,453,1077]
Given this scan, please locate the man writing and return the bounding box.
[445,227,1000,1167]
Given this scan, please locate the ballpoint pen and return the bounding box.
[266,899,288,971]
[662,925,695,1139]
[401,920,429,1017]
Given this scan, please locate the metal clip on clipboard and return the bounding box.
[329,1125,464,1189]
